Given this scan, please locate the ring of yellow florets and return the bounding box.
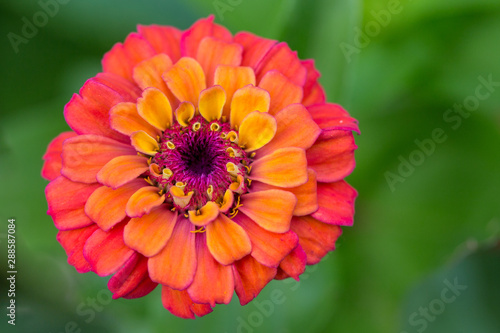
[146,115,251,213]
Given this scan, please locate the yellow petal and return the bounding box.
[125,186,165,218]
[170,186,194,209]
[109,102,159,138]
[188,201,220,226]
[130,130,159,156]
[137,87,173,131]
[218,189,234,213]
[230,85,270,130]
[132,53,172,96]
[198,85,226,122]
[174,101,195,127]
[214,66,256,119]
[238,111,276,152]
[163,57,206,106]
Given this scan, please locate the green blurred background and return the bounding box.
[1,0,499,332]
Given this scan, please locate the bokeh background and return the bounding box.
[1,0,499,332]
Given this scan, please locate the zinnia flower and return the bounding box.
[42,16,359,319]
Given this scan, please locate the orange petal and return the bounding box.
[132,54,178,109]
[163,57,206,106]
[238,111,276,152]
[206,214,252,265]
[258,103,321,156]
[255,42,306,86]
[233,213,298,267]
[125,186,165,218]
[137,87,173,131]
[46,176,100,230]
[198,85,226,122]
[291,216,342,265]
[57,224,99,273]
[161,286,213,319]
[109,102,159,138]
[229,85,270,130]
[250,147,308,188]
[61,134,136,184]
[64,79,129,143]
[239,189,296,233]
[130,130,159,156]
[174,101,195,126]
[187,234,234,306]
[124,206,177,257]
[188,201,220,226]
[180,16,232,58]
[84,179,145,231]
[250,169,318,216]
[214,66,256,119]
[42,131,77,181]
[138,25,182,62]
[108,255,157,299]
[233,32,277,68]
[311,180,357,226]
[83,221,135,277]
[196,37,242,86]
[306,131,357,183]
[148,218,197,290]
[232,255,276,305]
[258,70,303,115]
[97,155,149,189]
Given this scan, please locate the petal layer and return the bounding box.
[291,216,343,264]
[306,131,357,183]
[61,134,136,184]
[311,180,357,226]
[108,254,158,299]
[163,57,206,106]
[233,256,276,306]
[161,286,213,319]
[188,234,234,306]
[258,103,321,156]
[83,222,135,277]
[239,190,296,233]
[84,179,146,231]
[124,206,177,257]
[234,213,298,267]
[97,155,149,189]
[42,131,77,181]
[206,214,252,265]
[250,147,308,188]
[46,176,100,230]
[148,218,197,290]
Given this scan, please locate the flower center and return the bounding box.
[147,115,251,211]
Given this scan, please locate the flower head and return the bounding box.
[42,16,359,318]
